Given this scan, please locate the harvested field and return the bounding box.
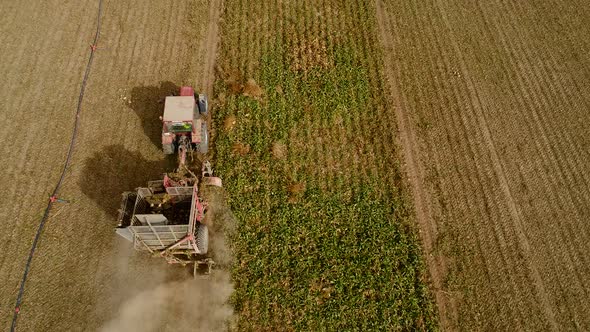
[3,0,588,330]
[0,0,222,330]
[377,0,590,330]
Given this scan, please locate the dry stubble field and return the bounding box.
[378,0,590,330]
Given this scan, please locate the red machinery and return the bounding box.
[160,87,209,166]
[117,87,221,276]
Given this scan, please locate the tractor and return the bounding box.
[116,86,221,276]
[161,86,209,166]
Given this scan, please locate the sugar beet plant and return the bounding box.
[212,0,437,330]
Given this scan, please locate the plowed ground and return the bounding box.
[0,1,219,330]
[377,0,590,330]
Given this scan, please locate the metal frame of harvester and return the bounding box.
[116,86,221,276]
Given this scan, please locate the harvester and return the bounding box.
[116,86,221,276]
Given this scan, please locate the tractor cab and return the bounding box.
[161,87,208,155]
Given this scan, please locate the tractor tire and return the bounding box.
[199,122,209,154]
[196,223,209,254]
[198,94,208,115]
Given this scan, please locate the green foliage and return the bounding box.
[212,0,438,330]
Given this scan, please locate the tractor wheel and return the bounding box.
[199,122,209,154]
[196,223,209,254]
[198,94,208,115]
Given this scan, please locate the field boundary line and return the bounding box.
[374,0,452,329]
[432,0,559,329]
[199,0,223,97]
[10,1,104,330]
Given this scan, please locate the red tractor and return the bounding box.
[161,86,208,165]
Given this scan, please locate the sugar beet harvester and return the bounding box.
[115,86,221,276]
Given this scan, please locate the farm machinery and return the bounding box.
[160,86,209,160]
[115,86,221,276]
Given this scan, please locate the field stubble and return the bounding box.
[377,0,590,330]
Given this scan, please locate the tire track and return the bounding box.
[505,1,590,202]
[433,2,546,327]
[424,1,546,324]
[508,1,590,192]
[374,0,453,328]
[471,1,590,308]
[483,0,590,323]
[377,0,590,329]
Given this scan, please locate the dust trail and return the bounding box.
[100,186,236,332]
[100,271,233,332]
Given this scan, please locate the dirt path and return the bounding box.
[196,0,223,98]
[375,0,453,328]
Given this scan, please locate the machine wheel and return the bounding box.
[196,223,209,254]
[199,122,209,154]
[198,94,208,115]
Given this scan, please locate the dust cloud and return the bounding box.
[100,271,233,332]
[99,187,236,332]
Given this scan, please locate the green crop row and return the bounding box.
[212,0,437,330]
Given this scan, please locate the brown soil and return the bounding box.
[287,182,306,204]
[223,114,237,131]
[376,0,590,330]
[231,143,251,156]
[0,0,224,330]
[242,79,264,99]
[271,142,287,160]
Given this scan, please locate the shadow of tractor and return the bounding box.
[128,81,180,148]
[80,144,175,218]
